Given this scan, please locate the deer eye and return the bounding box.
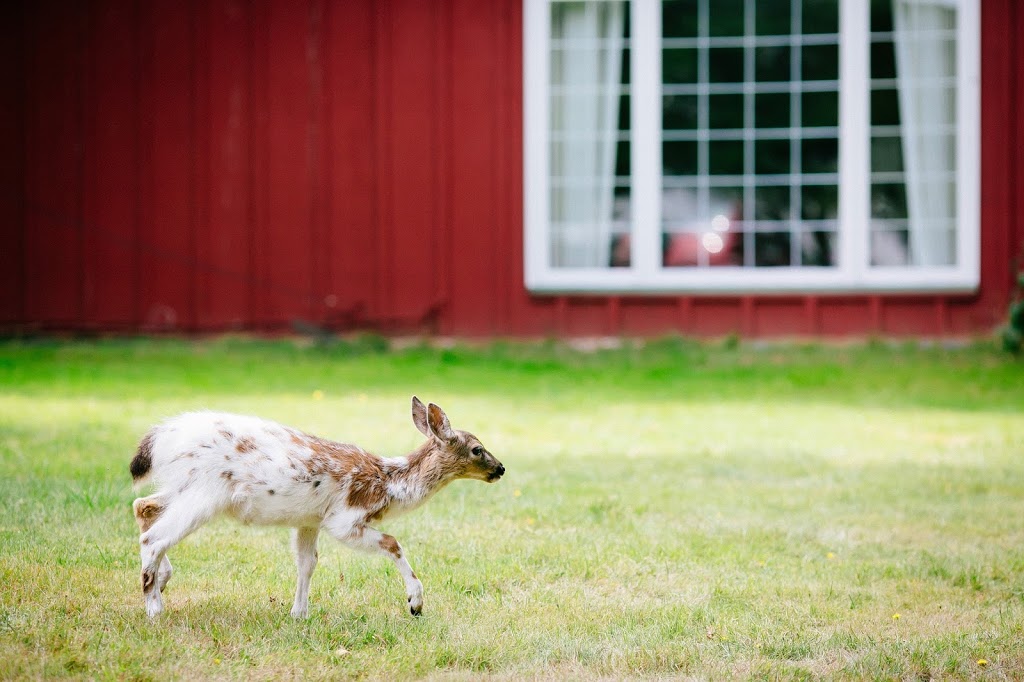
[471,446,484,457]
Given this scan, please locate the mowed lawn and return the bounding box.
[1,338,1023,681]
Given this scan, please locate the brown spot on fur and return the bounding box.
[289,431,389,513]
[235,436,257,453]
[217,428,233,440]
[410,571,417,580]
[379,535,401,557]
[133,498,163,532]
[221,470,234,481]
[268,489,275,495]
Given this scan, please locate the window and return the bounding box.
[524,0,979,293]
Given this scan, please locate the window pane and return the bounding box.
[709,48,745,83]
[800,229,838,266]
[870,40,897,80]
[801,44,839,81]
[754,139,789,175]
[756,2,791,36]
[801,91,838,127]
[709,140,744,175]
[801,138,838,174]
[871,225,909,266]
[755,231,792,266]
[548,1,631,268]
[663,141,698,176]
[709,0,745,37]
[755,46,791,83]
[709,94,744,129]
[662,0,841,270]
[870,0,959,267]
[870,136,904,173]
[756,92,790,128]
[871,183,908,219]
[801,185,838,220]
[755,185,790,221]
[663,94,698,130]
[663,48,698,84]
[803,0,839,35]
[870,88,900,126]
[662,0,698,39]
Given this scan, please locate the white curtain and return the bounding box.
[892,0,957,266]
[550,1,624,267]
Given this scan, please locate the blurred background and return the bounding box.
[0,0,1019,339]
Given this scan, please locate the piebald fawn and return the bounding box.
[129,397,504,618]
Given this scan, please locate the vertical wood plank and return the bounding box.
[371,0,393,321]
[197,0,251,328]
[326,0,376,328]
[82,0,140,327]
[263,0,314,325]
[138,0,195,331]
[448,0,500,334]
[247,0,270,327]
[0,1,26,324]
[386,0,441,324]
[978,0,1013,320]
[23,0,86,325]
[309,0,330,324]
[1014,0,1024,283]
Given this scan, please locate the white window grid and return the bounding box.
[524,0,980,293]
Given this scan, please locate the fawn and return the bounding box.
[130,397,504,618]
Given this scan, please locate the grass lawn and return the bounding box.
[1,337,1023,680]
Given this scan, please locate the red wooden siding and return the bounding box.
[2,0,1021,337]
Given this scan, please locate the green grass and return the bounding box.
[1,337,1023,680]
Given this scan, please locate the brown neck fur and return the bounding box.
[386,440,459,503]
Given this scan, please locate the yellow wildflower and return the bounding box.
[312,390,324,400]
[977,659,988,667]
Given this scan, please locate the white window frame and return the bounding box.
[523,0,980,294]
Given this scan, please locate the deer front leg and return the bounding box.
[328,523,424,616]
[290,527,319,619]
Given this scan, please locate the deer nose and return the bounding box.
[495,465,505,477]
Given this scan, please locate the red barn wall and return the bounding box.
[1,0,1021,337]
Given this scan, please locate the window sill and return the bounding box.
[525,266,980,296]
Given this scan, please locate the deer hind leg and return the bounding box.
[135,495,216,617]
[133,496,172,592]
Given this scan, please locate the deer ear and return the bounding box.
[426,403,455,441]
[411,396,430,437]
